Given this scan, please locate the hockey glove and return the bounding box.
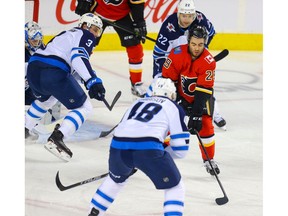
[188,114,202,135]
[133,21,147,44]
[75,0,95,16]
[85,77,106,101]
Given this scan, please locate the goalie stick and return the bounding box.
[194,130,229,205]
[102,91,122,111]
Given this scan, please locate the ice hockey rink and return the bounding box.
[22,50,265,216]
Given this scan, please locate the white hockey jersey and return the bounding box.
[30,27,97,82]
[111,96,190,157]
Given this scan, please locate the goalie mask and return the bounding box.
[78,13,103,37]
[25,21,43,52]
[152,78,177,101]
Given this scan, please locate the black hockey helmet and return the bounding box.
[188,25,208,42]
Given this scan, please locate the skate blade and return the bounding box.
[219,125,227,131]
[44,142,71,162]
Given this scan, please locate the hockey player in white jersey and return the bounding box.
[25,13,106,162]
[149,0,226,130]
[88,78,190,216]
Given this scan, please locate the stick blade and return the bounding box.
[99,125,117,138]
[55,171,66,191]
[214,49,229,62]
[215,196,229,205]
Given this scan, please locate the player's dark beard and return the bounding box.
[189,46,203,60]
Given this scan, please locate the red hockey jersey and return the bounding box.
[94,0,144,21]
[162,45,216,104]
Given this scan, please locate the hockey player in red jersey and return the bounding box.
[162,25,220,175]
[75,0,147,97]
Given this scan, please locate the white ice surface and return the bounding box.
[25,50,263,216]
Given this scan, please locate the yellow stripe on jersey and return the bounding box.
[195,86,213,95]
[130,0,145,4]
[206,100,211,116]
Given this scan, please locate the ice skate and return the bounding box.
[88,207,100,216]
[213,116,227,131]
[204,159,220,175]
[131,81,146,98]
[44,124,73,162]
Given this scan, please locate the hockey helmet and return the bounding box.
[177,0,196,15]
[78,13,103,37]
[152,78,177,101]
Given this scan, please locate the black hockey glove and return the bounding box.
[85,77,106,101]
[75,0,95,16]
[188,114,202,135]
[133,21,147,44]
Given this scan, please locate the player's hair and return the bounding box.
[188,25,208,42]
[152,78,177,101]
[25,21,43,52]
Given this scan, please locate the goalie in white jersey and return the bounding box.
[25,13,106,162]
[88,78,190,216]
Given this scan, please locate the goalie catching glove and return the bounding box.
[133,21,147,44]
[85,77,106,101]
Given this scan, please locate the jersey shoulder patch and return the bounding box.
[173,46,182,54]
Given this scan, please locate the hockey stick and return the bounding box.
[55,169,138,191]
[214,49,229,62]
[55,171,108,191]
[101,18,156,43]
[99,124,118,138]
[102,91,122,111]
[194,130,229,205]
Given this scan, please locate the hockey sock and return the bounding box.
[164,180,185,215]
[89,176,126,215]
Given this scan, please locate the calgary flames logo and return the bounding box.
[103,0,124,6]
[181,75,197,97]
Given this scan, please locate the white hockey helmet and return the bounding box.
[78,13,103,36]
[152,78,177,101]
[177,0,196,15]
[25,21,43,52]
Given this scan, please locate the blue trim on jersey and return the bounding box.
[111,137,164,150]
[171,146,189,151]
[96,189,114,203]
[71,53,87,61]
[29,55,70,73]
[91,198,107,211]
[170,133,190,139]
[164,200,184,206]
[154,45,166,54]
[71,47,89,61]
